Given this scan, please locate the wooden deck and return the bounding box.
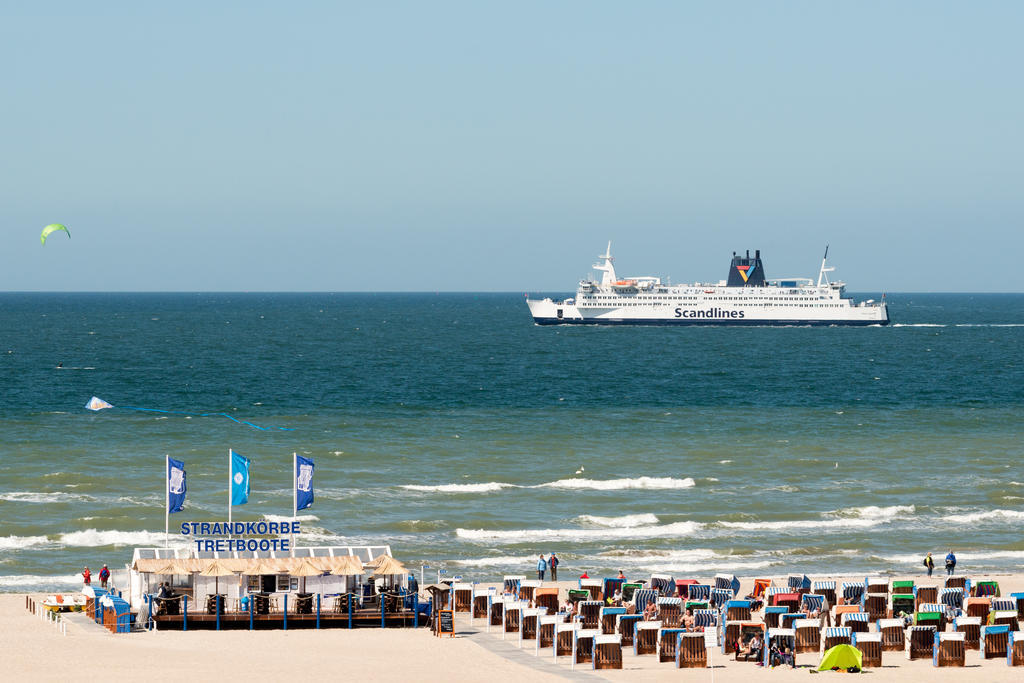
[153,609,423,630]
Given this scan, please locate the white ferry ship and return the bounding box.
[527,243,889,326]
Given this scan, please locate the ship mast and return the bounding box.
[817,245,835,287]
[593,241,617,286]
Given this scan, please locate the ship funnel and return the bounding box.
[727,249,767,287]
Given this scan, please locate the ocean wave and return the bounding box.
[454,555,542,567]
[0,574,84,591]
[576,513,659,528]
[718,517,882,531]
[262,514,320,523]
[58,529,174,547]
[892,323,946,327]
[942,509,1024,524]
[833,505,915,519]
[540,477,695,491]
[880,550,1024,564]
[0,535,52,551]
[0,491,96,503]
[402,482,516,493]
[455,521,703,543]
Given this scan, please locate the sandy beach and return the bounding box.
[9,572,1023,682]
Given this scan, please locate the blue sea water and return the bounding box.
[1,292,1022,590]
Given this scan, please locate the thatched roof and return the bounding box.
[133,554,370,576]
[371,555,408,576]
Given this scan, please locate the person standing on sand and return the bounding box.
[536,554,547,581]
[945,549,957,576]
[82,566,91,585]
[548,552,559,581]
[99,564,110,588]
[924,552,934,577]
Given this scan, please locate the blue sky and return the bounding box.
[2,2,1022,291]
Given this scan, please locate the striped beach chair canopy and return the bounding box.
[842,582,865,601]
[650,574,674,595]
[710,588,733,607]
[991,599,1016,612]
[909,625,936,634]
[602,577,624,597]
[841,612,870,625]
[694,609,718,627]
[801,593,825,612]
[632,589,658,611]
[714,573,740,596]
[787,574,811,591]
[764,586,787,601]
[763,628,796,666]
[657,596,682,606]
[688,584,711,601]
[503,575,525,592]
[824,627,852,639]
[939,587,964,608]
[812,580,836,592]
[918,603,947,615]
[853,631,882,644]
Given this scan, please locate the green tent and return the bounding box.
[817,644,862,672]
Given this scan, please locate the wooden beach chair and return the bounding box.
[780,612,807,630]
[762,628,796,667]
[534,587,559,614]
[905,625,936,660]
[865,576,887,597]
[675,579,698,598]
[933,631,965,667]
[616,614,642,646]
[503,575,524,594]
[991,610,1021,630]
[657,597,683,627]
[452,583,473,612]
[688,584,711,602]
[853,631,883,667]
[981,624,1010,659]
[823,626,853,651]
[914,606,945,632]
[573,628,598,665]
[966,596,990,623]
[580,578,603,601]
[751,578,773,600]
[944,575,967,591]
[537,614,558,649]
[973,580,1000,598]
[834,604,862,629]
[812,580,837,608]
[1010,592,1024,619]
[632,588,658,613]
[676,632,708,668]
[602,577,624,601]
[694,609,718,632]
[621,582,642,603]
[710,588,733,608]
[633,620,662,655]
[914,584,938,610]
[800,593,825,616]
[1008,630,1024,666]
[650,574,674,596]
[842,611,870,634]
[891,579,914,596]
[992,598,1017,612]
[891,593,915,619]
[939,587,964,610]
[864,593,887,621]
[472,589,490,620]
[726,599,752,622]
[599,606,626,634]
[658,627,686,662]
[504,603,523,634]
[793,618,821,653]
[841,582,865,605]
[592,634,622,670]
[518,579,540,603]
[788,574,811,592]
[489,600,504,628]
[764,606,788,628]
[771,591,800,613]
[715,573,740,597]
[578,600,603,629]
[554,622,580,659]
[954,615,981,650]
[520,608,545,644]
[877,619,906,651]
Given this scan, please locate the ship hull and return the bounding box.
[532,316,888,326]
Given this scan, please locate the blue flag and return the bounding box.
[295,455,314,511]
[167,457,186,513]
[230,450,250,506]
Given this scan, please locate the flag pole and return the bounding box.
[228,449,232,526]
[164,454,169,548]
[292,452,297,554]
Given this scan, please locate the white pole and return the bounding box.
[292,452,297,553]
[164,454,169,548]
[228,449,232,526]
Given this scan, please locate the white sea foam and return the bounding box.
[455,521,702,543]
[942,509,1024,524]
[58,529,173,547]
[892,323,946,327]
[262,514,320,522]
[0,535,52,550]
[576,514,659,528]
[539,477,695,491]
[880,550,1024,564]
[0,491,96,503]
[833,505,915,519]
[0,574,84,590]
[454,555,541,567]
[718,517,882,531]
[402,482,516,493]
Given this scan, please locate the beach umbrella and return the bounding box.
[199,559,237,595]
[328,555,365,576]
[371,556,407,576]
[289,558,324,593]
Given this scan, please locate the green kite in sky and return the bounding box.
[40,223,70,245]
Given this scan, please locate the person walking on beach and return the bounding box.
[548,552,559,581]
[924,552,934,577]
[536,554,547,581]
[945,549,957,576]
[99,564,110,588]
[82,566,91,586]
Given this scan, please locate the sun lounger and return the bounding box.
[954,616,981,650]
[573,628,598,666]
[842,611,870,633]
[841,582,865,605]
[991,610,1020,630]
[906,625,936,660]
[973,580,1000,598]
[853,631,883,667]
[650,574,674,596]
[764,605,788,628]
[579,578,603,601]
[621,582,642,603]
[554,622,581,658]
[602,577,624,601]
[793,618,821,653]
[966,596,990,623]
[939,587,964,610]
[519,579,541,602]
[864,593,887,621]
[823,626,853,651]
[812,580,837,607]
[914,584,938,609]
[1008,630,1024,666]
[535,586,559,613]
[762,628,796,667]
[688,584,711,602]
[578,600,603,629]
[676,631,708,668]
[592,633,622,669]
[633,620,662,655]
[877,619,905,651]
[599,606,626,634]
[933,631,965,667]
[537,614,559,650]
[658,627,686,662]
[982,624,1009,659]
[715,573,741,596]
[616,613,642,646]
[726,599,752,622]
[657,596,683,627]
[675,579,698,598]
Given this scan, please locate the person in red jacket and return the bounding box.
[99,565,110,588]
[82,566,91,585]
